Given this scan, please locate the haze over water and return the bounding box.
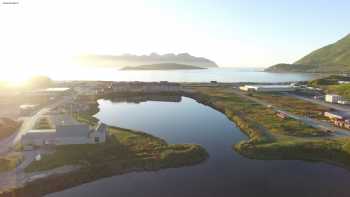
[48,68,321,83]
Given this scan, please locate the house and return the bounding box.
[338,81,350,84]
[324,111,350,129]
[21,115,107,147]
[325,94,342,103]
[338,100,350,105]
[276,111,288,119]
[239,85,295,92]
[324,111,347,120]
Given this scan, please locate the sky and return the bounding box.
[0,0,349,81]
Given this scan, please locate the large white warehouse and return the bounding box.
[239,85,295,92]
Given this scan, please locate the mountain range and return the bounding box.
[265,33,350,73]
[121,63,206,70]
[76,53,218,68]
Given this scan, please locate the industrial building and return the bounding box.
[325,94,349,105]
[324,111,348,120]
[325,94,342,103]
[21,115,107,147]
[239,85,295,92]
[324,111,350,129]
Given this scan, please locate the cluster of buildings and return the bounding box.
[325,94,349,105]
[324,111,350,129]
[23,88,73,100]
[19,81,186,150]
[22,115,107,148]
[276,111,288,119]
[239,85,295,92]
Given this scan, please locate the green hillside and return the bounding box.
[265,34,350,73]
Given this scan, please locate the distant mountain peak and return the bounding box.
[77,53,218,68]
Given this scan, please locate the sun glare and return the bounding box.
[1,66,30,85]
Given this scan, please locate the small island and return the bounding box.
[121,63,207,71]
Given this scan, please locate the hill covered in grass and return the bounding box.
[265,34,350,73]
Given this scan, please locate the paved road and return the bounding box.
[231,89,350,137]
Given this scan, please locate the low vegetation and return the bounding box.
[249,92,328,120]
[187,86,350,168]
[235,137,350,169]
[0,153,22,173]
[0,118,21,140]
[25,127,207,173]
[189,87,326,138]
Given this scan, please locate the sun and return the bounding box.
[0,65,33,86]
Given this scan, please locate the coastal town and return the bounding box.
[1,74,350,195]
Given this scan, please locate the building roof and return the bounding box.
[31,87,71,94]
[248,85,294,89]
[50,114,82,127]
[22,131,55,141]
[56,124,90,138]
[19,104,38,110]
[43,88,70,92]
[27,129,56,133]
[325,111,350,119]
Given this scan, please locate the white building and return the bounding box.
[239,85,295,92]
[339,81,350,84]
[325,94,342,103]
[338,100,350,105]
[22,115,107,147]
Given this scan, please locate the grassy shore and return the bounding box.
[0,118,21,140]
[0,153,22,173]
[25,126,208,173]
[188,87,326,138]
[187,86,350,168]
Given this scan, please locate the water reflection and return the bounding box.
[48,97,350,197]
